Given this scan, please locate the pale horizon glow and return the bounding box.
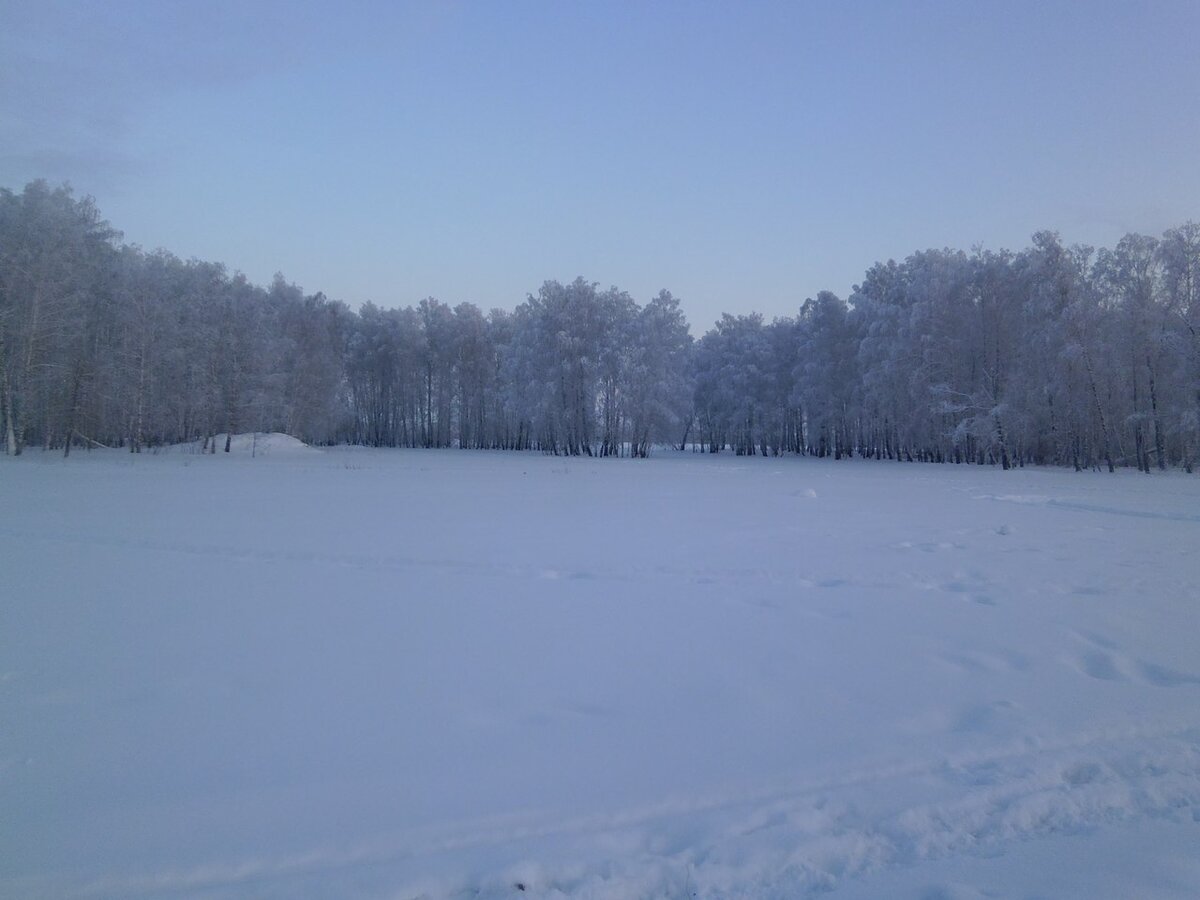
[2,0,1198,328]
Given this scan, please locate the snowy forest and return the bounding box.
[2,179,1199,471]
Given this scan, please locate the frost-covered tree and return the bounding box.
[3,178,1198,472]
[1159,223,1200,470]
[625,290,694,456]
[796,292,857,458]
[509,278,610,455]
[694,313,778,455]
[0,181,120,455]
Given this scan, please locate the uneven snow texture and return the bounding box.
[2,448,1199,899]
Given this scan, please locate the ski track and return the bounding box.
[41,724,1200,899]
[0,527,1009,594]
[973,493,1200,524]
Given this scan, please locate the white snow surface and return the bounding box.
[171,432,320,456]
[2,448,1199,899]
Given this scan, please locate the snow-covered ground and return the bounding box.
[2,446,1199,899]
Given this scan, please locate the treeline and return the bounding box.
[1,180,1198,470]
[0,181,692,458]
[697,230,1200,471]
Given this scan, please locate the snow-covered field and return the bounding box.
[3,444,1199,899]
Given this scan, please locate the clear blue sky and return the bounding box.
[3,0,1198,329]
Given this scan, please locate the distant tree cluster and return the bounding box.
[696,232,1200,472]
[0,182,692,458]
[2,180,1198,470]
[346,280,692,456]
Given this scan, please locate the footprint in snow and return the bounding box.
[921,884,993,900]
[1062,760,1109,786]
[895,540,965,552]
[937,650,1029,675]
[1069,631,1200,687]
[939,576,996,606]
[1136,660,1200,687]
[1074,629,1119,650]
[940,758,1007,787]
[1079,650,1127,682]
[950,699,1019,735]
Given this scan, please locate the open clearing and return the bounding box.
[2,446,1199,898]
